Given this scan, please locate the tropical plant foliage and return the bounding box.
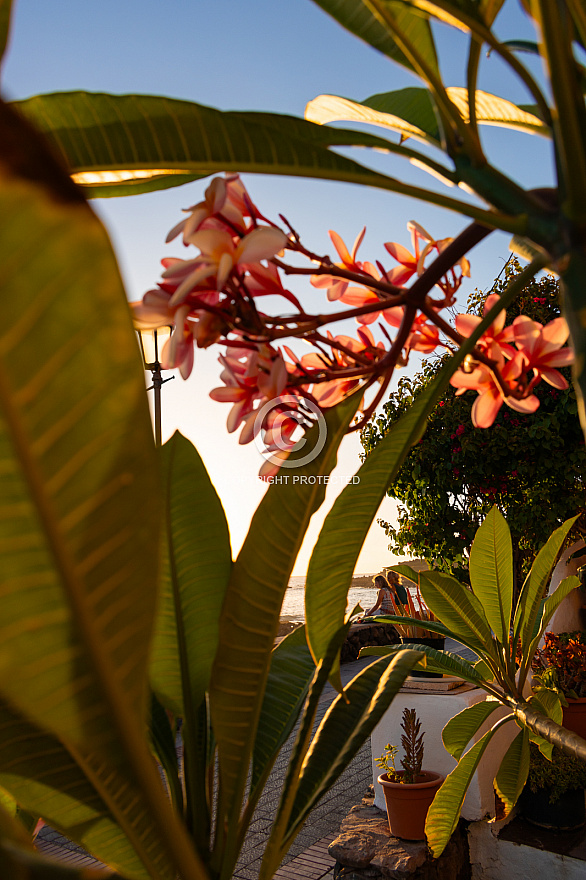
[362,264,586,582]
[3,0,586,876]
[363,506,586,855]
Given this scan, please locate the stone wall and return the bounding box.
[341,623,400,664]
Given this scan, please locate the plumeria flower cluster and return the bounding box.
[450,294,574,427]
[132,174,573,475]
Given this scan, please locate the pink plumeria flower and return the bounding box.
[165,226,287,306]
[450,351,539,428]
[210,344,288,444]
[166,174,253,243]
[455,294,515,359]
[513,315,574,390]
[311,227,366,301]
[383,306,440,354]
[384,221,436,285]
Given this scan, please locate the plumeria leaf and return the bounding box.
[513,516,578,659]
[442,700,502,760]
[251,625,316,798]
[14,92,431,198]
[530,575,580,651]
[426,728,501,857]
[0,96,205,880]
[528,688,563,759]
[306,89,443,148]
[149,693,182,815]
[305,376,450,687]
[281,650,423,847]
[410,569,495,657]
[150,431,232,716]
[494,728,530,816]
[258,621,353,880]
[0,696,154,879]
[309,0,438,76]
[306,87,547,152]
[0,0,12,64]
[209,394,360,840]
[361,642,484,685]
[398,0,504,33]
[469,506,513,647]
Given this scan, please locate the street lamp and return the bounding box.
[135,325,174,446]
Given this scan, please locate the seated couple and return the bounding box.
[363,573,408,618]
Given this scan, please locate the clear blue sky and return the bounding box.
[2,0,555,573]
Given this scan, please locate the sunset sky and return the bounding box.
[2,0,555,573]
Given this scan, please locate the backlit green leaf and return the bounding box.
[14,92,420,198]
[283,650,423,845]
[150,431,232,716]
[251,625,316,797]
[494,728,529,816]
[469,506,513,646]
[442,700,501,760]
[209,395,359,838]
[426,729,498,856]
[513,516,578,659]
[309,0,438,75]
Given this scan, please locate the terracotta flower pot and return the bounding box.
[377,771,444,840]
[563,697,586,740]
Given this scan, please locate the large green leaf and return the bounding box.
[528,575,581,659]
[306,89,442,148]
[360,642,484,685]
[397,0,506,33]
[414,569,495,658]
[0,697,152,879]
[469,506,513,647]
[527,687,563,760]
[13,92,422,199]
[306,87,547,150]
[0,98,204,880]
[305,375,451,688]
[513,516,578,661]
[257,622,352,880]
[282,650,423,847]
[0,97,157,761]
[251,626,316,797]
[150,431,232,716]
[309,0,438,75]
[494,728,529,816]
[0,0,12,63]
[425,728,500,857]
[209,394,359,841]
[442,699,501,760]
[0,800,107,879]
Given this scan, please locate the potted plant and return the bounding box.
[533,631,586,738]
[376,708,444,840]
[518,743,586,831]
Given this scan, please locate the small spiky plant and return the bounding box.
[377,708,424,784]
[400,708,424,784]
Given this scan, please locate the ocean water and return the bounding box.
[281,576,380,622]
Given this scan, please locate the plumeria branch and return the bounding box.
[131,175,569,475]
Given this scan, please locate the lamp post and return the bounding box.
[136,325,174,446]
